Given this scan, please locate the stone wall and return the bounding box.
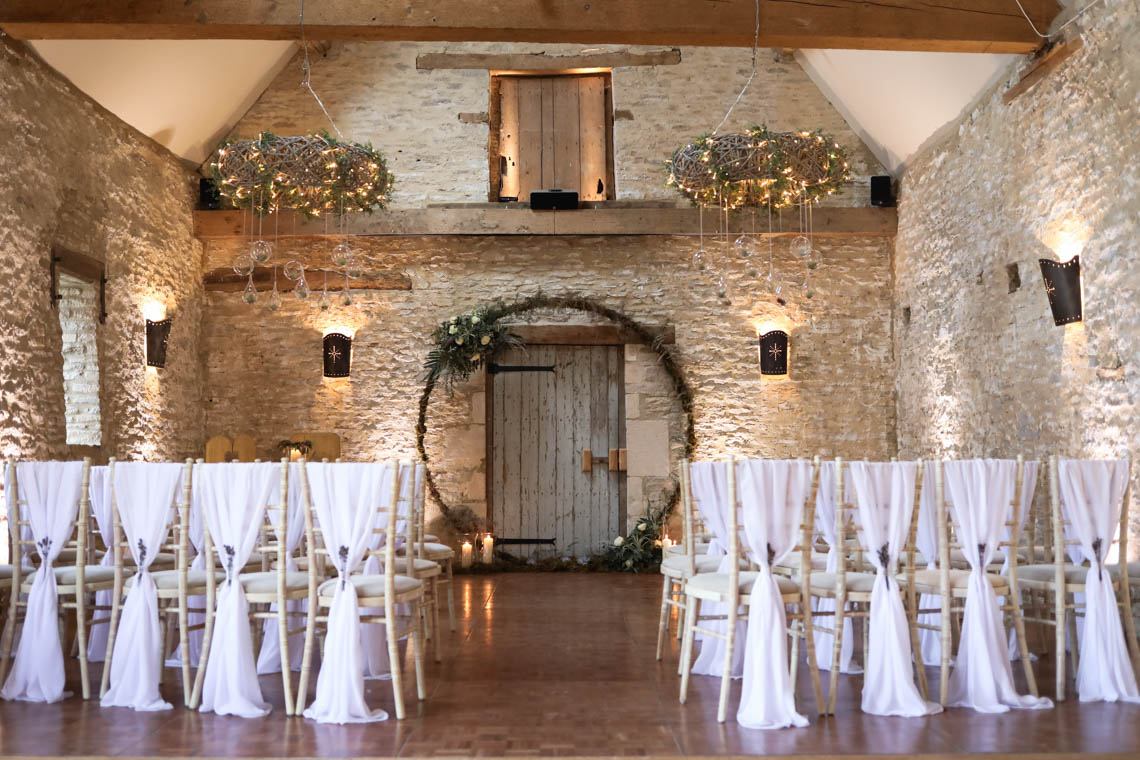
[227,41,883,207]
[893,0,1140,553]
[57,273,102,446]
[201,233,895,543]
[0,38,205,469]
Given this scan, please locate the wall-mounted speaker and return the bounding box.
[870,175,895,207]
[530,189,579,210]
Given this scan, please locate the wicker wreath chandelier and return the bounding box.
[666,126,849,209]
[209,131,392,217]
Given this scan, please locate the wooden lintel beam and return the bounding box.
[1002,37,1084,105]
[0,0,1060,54]
[203,268,411,292]
[512,324,675,346]
[417,48,682,71]
[193,206,897,239]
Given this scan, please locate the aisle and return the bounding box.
[0,573,1137,758]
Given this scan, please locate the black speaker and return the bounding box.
[199,177,221,210]
[530,189,579,210]
[870,175,895,207]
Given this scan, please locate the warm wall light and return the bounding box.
[146,318,172,368]
[758,330,788,375]
[323,332,352,377]
[1039,256,1082,326]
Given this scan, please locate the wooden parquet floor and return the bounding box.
[0,572,1137,758]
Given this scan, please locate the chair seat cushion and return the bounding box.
[776,552,830,572]
[240,571,312,594]
[418,542,455,559]
[666,543,711,556]
[127,569,225,590]
[810,571,876,594]
[318,574,423,599]
[422,534,439,543]
[902,568,1005,590]
[1018,563,1089,584]
[1107,562,1140,580]
[661,554,724,577]
[0,565,12,580]
[53,565,115,585]
[393,557,440,574]
[686,571,800,598]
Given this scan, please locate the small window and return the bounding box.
[490,72,615,202]
[50,249,105,448]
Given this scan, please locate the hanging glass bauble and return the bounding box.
[232,252,255,276]
[283,260,305,281]
[251,239,275,263]
[266,287,282,312]
[295,276,310,300]
[733,235,756,258]
[242,278,257,304]
[332,243,353,267]
[692,247,707,271]
[346,261,364,279]
[791,235,813,259]
[339,287,354,307]
[317,289,332,312]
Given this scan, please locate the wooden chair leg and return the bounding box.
[75,590,90,699]
[789,617,800,692]
[189,588,216,710]
[431,578,442,663]
[801,604,824,717]
[1123,577,1140,670]
[939,596,952,706]
[0,586,18,686]
[386,600,406,720]
[656,575,672,661]
[717,601,737,723]
[678,595,699,704]
[295,595,318,714]
[1054,589,1066,702]
[904,588,928,701]
[828,597,846,715]
[412,601,426,701]
[1010,588,1037,697]
[278,602,295,716]
[1066,601,1080,679]
[100,582,124,699]
[445,560,456,633]
[177,600,192,707]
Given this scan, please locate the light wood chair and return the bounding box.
[656,458,723,661]
[0,458,108,699]
[1018,456,1139,700]
[678,456,824,723]
[898,457,1037,705]
[235,458,316,715]
[392,462,443,662]
[99,459,217,705]
[401,464,456,633]
[297,459,427,720]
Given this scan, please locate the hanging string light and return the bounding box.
[207,0,394,218]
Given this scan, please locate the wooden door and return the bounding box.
[489,345,625,560]
[496,74,612,202]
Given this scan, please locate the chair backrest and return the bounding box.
[934,457,1027,575]
[107,459,192,580]
[726,456,820,601]
[1050,456,1131,570]
[677,458,697,576]
[5,459,92,586]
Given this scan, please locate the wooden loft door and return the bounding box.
[494,73,614,203]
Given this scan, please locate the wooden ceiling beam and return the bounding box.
[0,0,1060,54]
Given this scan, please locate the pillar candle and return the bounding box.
[662,535,674,552]
[461,541,473,569]
[482,534,494,564]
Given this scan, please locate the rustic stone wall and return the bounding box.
[0,38,205,468]
[893,0,1140,554]
[201,233,895,544]
[56,273,102,446]
[227,41,883,207]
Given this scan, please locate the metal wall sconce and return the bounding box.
[323,332,352,377]
[758,330,788,375]
[146,318,172,368]
[1039,256,1082,326]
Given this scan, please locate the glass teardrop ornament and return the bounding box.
[232,252,255,276]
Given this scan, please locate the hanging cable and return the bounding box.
[299,0,345,140]
[713,0,760,135]
[1013,0,1105,39]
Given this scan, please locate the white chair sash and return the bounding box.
[196,462,279,718]
[165,463,206,667]
[1056,458,1139,703]
[914,460,944,666]
[303,461,392,723]
[1,461,85,703]
[943,459,1052,712]
[688,461,745,679]
[87,466,114,662]
[100,462,182,711]
[735,458,812,729]
[812,460,858,674]
[257,462,307,674]
[848,461,940,717]
[1002,461,1038,660]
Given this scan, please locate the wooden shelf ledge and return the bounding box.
[194,206,897,239]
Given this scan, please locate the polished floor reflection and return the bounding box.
[0,572,1138,757]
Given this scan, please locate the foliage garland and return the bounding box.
[665,125,849,209]
[208,130,394,218]
[417,294,697,537]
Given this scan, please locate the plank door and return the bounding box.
[496,74,612,202]
[489,345,625,560]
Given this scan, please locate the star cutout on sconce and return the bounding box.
[768,344,783,360]
[327,345,342,362]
